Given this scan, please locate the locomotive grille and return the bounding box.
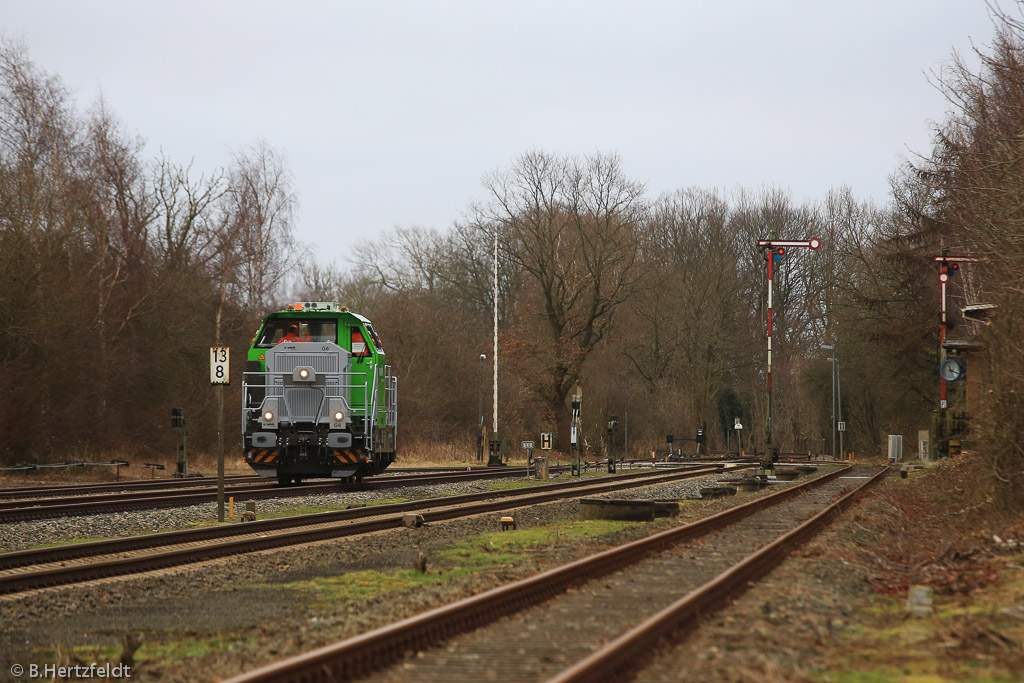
[263,345,347,423]
[271,353,341,374]
[285,387,322,422]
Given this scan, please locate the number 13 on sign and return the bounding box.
[210,346,230,385]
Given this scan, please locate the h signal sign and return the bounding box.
[540,433,552,450]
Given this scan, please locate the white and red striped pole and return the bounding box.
[933,255,979,402]
[766,245,774,443]
[757,238,820,466]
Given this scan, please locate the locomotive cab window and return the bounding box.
[350,327,373,356]
[256,320,338,347]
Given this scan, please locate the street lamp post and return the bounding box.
[822,344,836,459]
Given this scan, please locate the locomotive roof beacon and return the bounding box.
[241,302,398,486]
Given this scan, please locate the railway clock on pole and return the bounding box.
[932,252,980,458]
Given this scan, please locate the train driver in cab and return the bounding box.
[279,323,308,343]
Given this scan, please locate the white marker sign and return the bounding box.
[210,346,230,385]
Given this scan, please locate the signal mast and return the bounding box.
[932,250,980,458]
[756,238,821,469]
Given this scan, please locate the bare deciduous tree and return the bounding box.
[483,150,645,447]
[226,140,297,313]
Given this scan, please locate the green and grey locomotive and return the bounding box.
[242,302,397,485]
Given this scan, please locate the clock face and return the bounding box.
[941,358,963,381]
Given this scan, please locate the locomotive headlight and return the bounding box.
[260,398,279,425]
[328,398,349,426]
[292,366,316,382]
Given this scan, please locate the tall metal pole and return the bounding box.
[623,410,628,461]
[830,351,836,459]
[939,255,950,459]
[837,356,843,460]
[492,229,499,437]
[477,353,486,461]
[217,385,224,522]
[822,344,836,460]
[940,261,948,406]
[932,252,980,459]
[765,248,774,457]
[756,238,821,470]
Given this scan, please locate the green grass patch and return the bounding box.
[436,519,636,570]
[260,518,640,607]
[277,569,436,606]
[365,497,409,507]
[817,586,1024,683]
[36,634,261,667]
[135,634,261,662]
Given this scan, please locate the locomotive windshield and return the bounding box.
[365,324,384,351]
[255,320,338,347]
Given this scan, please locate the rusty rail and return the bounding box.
[0,466,574,522]
[0,465,733,593]
[222,466,856,683]
[553,466,888,682]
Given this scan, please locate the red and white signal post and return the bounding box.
[756,238,821,468]
[932,251,980,459]
[933,252,980,409]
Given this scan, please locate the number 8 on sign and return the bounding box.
[210,346,230,385]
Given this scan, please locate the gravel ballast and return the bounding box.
[0,467,814,682]
[0,469,731,554]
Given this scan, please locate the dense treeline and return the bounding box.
[5,10,1018,477]
[300,159,941,460]
[899,5,1024,507]
[0,40,295,463]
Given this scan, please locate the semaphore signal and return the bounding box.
[757,237,821,470]
[932,253,981,410]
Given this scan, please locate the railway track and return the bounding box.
[0,465,480,500]
[221,465,884,683]
[0,474,263,499]
[0,463,742,595]
[0,466,569,523]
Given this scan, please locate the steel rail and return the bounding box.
[553,466,889,682]
[0,465,734,594]
[0,475,263,499]
[0,465,503,500]
[0,465,723,570]
[0,468,537,507]
[221,465,854,683]
[0,466,571,523]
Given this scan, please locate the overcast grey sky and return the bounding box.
[2,1,998,265]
